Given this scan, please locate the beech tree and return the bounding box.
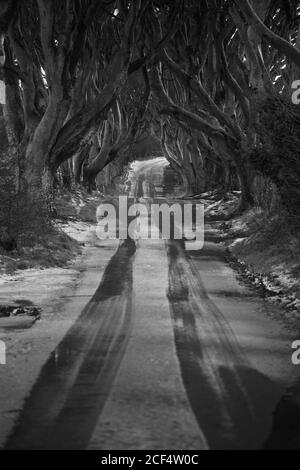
[0,0,299,216]
[0,0,182,202]
[149,0,300,209]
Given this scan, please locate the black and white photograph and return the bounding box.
[0,0,300,455]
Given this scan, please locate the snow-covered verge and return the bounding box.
[0,190,103,327]
[0,229,80,275]
[202,192,300,330]
[0,189,102,276]
[223,210,300,328]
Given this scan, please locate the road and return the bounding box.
[3,204,298,450]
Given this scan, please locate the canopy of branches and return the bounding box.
[0,0,299,214]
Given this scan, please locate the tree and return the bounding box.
[148,0,300,211]
[1,0,300,218]
[0,0,183,202]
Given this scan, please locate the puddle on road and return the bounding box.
[0,300,41,330]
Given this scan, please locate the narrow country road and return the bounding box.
[3,206,298,450]
[1,2,300,454]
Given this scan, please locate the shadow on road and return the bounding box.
[4,239,136,450]
[167,239,282,450]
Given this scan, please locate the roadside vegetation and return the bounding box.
[0,0,299,290]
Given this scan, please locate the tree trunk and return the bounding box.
[233,155,255,211]
[21,92,70,200]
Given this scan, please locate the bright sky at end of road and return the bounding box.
[130,157,169,176]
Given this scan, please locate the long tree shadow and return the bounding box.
[4,239,136,450]
[167,239,282,450]
[264,382,300,450]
